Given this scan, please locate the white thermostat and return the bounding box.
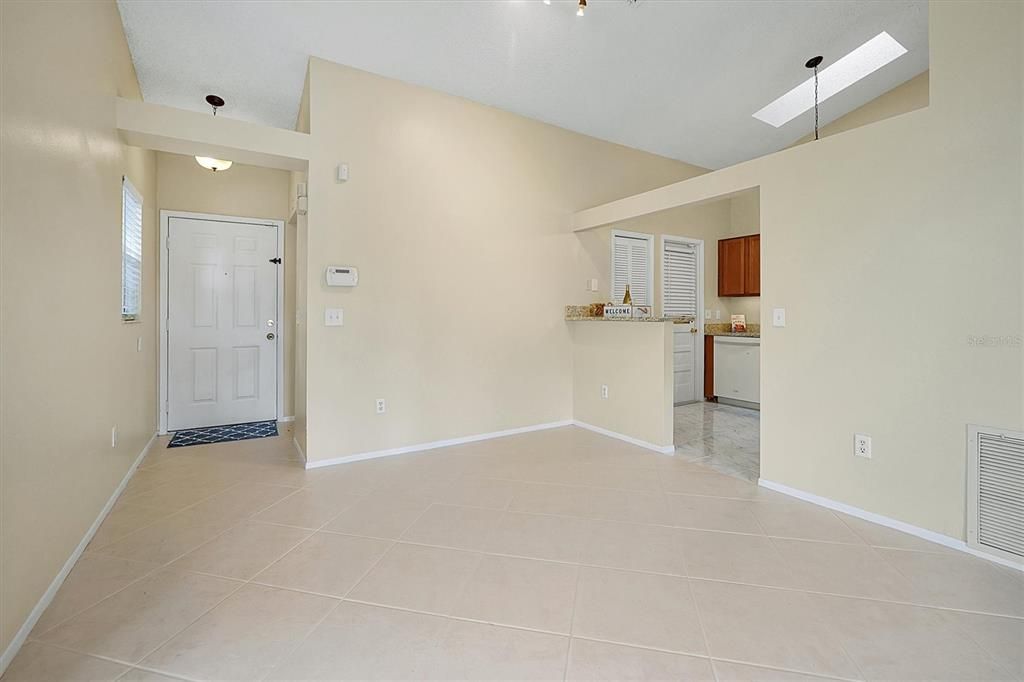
[325,266,358,286]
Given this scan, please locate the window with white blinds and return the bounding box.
[662,238,698,318]
[610,231,652,306]
[121,177,143,321]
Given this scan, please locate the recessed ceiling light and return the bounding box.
[752,31,908,128]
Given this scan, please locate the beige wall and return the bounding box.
[302,59,704,462]
[155,152,295,416]
[0,0,158,657]
[571,2,1022,540]
[571,322,674,448]
[792,71,930,147]
[577,189,761,324]
[292,70,311,456]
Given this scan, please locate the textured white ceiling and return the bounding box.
[117,0,928,169]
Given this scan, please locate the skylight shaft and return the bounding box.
[753,31,908,128]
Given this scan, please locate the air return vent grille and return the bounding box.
[968,425,1024,563]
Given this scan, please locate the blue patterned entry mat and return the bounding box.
[168,420,278,448]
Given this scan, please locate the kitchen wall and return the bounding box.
[571,322,673,449]
[301,59,706,463]
[571,1,1022,541]
[577,189,761,325]
[0,0,158,660]
[155,152,295,416]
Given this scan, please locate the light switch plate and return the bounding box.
[325,308,344,326]
[772,308,786,327]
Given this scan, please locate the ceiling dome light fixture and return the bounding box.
[195,95,233,172]
[577,0,586,16]
[195,156,233,172]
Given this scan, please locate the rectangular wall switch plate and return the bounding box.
[325,308,344,326]
[772,308,786,327]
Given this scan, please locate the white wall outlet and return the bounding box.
[704,309,711,320]
[600,384,609,399]
[337,163,349,182]
[111,425,118,448]
[715,310,722,320]
[375,398,386,414]
[325,308,344,326]
[854,433,872,458]
[587,278,599,292]
[772,308,787,327]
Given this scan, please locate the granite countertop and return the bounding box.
[705,322,760,338]
[565,316,684,323]
[708,331,761,338]
[564,305,694,324]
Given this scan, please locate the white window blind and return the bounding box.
[121,177,143,321]
[611,232,652,306]
[663,239,698,317]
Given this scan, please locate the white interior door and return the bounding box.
[166,216,278,430]
[673,324,697,404]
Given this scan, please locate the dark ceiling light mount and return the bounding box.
[205,94,225,116]
[805,56,823,140]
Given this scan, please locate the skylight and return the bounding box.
[753,31,908,128]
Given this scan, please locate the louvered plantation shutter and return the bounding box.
[663,239,698,317]
[121,177,143,321]
[611,233,651,306]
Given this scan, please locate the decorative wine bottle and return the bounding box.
[623,285,632,305]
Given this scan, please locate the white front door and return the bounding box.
[166,216,278,430]
[673,323,698,404]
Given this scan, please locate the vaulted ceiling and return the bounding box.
[118,0,928,169]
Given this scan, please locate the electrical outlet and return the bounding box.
[854,433,872,458]
[375,398,386,414]
[111,425,118,448]
[601,385,609,399]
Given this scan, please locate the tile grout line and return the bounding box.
[682,575,719,682]
[560,563,584,681]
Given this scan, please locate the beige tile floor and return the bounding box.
[7,424,1023,681]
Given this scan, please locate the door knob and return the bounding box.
[266,332,276,340]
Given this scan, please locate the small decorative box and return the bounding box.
[632,305,653,319]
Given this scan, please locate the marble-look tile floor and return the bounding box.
[675,402,760,482]
[7,424,1023,681]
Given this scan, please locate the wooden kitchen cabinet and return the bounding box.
[718,234,760,297]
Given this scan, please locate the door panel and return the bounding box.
[744,234,760,296]
[168,217,278,430]
[718,237,746,296]
[673,325,696,404]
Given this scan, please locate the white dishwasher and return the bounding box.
[713,336,760,405]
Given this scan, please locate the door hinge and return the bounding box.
[165,236,171,249]
[269,257,282,264]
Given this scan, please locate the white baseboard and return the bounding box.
[292,436,306,463]
[571,420,675,454]
[278,415,295,423]
[0,432,158,675]
[758,479,1024,573]
[305,420,573,470]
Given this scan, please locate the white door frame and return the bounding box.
[660,235,705,403]
[158,210,285,434]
